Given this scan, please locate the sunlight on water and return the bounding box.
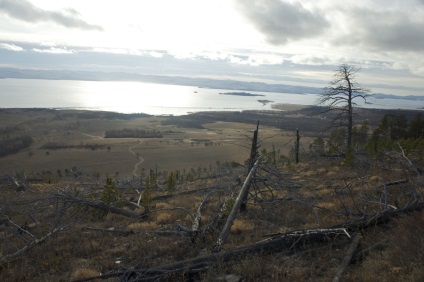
[0,78,422,115]
[79,81,192,113]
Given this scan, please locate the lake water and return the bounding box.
[0,78,422,115]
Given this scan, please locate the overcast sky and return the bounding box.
[1,0,424,96]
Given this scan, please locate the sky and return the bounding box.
[1,0,424,96]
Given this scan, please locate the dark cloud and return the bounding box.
[0,0,103,31]
[335,7,424,52]
[235,0,329,45]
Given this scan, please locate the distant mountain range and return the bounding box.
[1,67,423,101]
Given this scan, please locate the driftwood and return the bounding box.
[332,232,361,282]
[75,201,424,282]
[213,159,261,252]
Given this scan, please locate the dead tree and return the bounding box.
[241,121,260,212]
[316,64,370,150]
[295,128,300,164]
[52,191,148,218]
[213,159,261,252]
[332,232,361,282]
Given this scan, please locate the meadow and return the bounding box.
[0,107,312,178]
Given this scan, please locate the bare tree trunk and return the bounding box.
[346,75,353,149]
[241,121,259,212]
[0,226,66,266]
[213,159,260,252]
[81,226,135,235]
[333,232,361,282]
[295,128,300,164]
[53,191,148,218]
[75,202,424,282]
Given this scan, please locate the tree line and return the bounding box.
[0,135,33,157]
[104,128,163,138]
[41,142,107,151]
[373,113,424,141]
[309,113,424,159]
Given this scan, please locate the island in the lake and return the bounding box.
[257,99,274,106]
[219,92,265,97]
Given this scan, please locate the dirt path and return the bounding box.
[75,131,143,176]
[129,141,144,176]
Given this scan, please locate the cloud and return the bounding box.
[348,7,424,52]
[235,0,329,45]
[0,0,103,30]
[33,47,75,54]
[226,53,284,66]
[91,47,165,58]
[0,42,24,51]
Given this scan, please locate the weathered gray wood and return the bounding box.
[241,121,260,212]
[213,159,261,252]
[295,128,300,164]
[0,226,65,266]
[332,232,361,282]
[75,201,424,282]
[192,191,214,232]
[80,226,134,235]
[53,191,148,218]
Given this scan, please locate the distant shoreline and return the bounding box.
[219,92,265,97]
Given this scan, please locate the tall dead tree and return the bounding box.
[295,128,300,164]
[316,64,370,150]
[240,121,260,212]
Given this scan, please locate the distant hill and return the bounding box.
[0,67,321,94]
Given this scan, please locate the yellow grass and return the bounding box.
[128,222,158,230]
[70,268,99,280]
[230,219,255,234]
[155,212,173,224]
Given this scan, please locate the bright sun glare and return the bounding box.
[80,81,192,113]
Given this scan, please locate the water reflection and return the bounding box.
[0,78,421,115]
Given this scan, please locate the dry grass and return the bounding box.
[0,109,259,176]
[1,157,422,281]
[128,221,159,230]
[230,219,255,234]
[1,108,424,281]
[70,268,100,281]
[155,212,173,224]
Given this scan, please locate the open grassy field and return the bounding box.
[0,108,313,178]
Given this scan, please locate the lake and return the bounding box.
[0,78,422,115]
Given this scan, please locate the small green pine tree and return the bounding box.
[166,171,177,192]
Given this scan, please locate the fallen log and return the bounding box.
[334,201,424,231]
[80,226,134,236]
[0,226,66,266]
[213,159,260,252]
[75,201,424,282]
[190,191,215,242]
[151,186,220,201]
[73,229,345,282]
[53,191,148,218]
[332,232,361,282]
